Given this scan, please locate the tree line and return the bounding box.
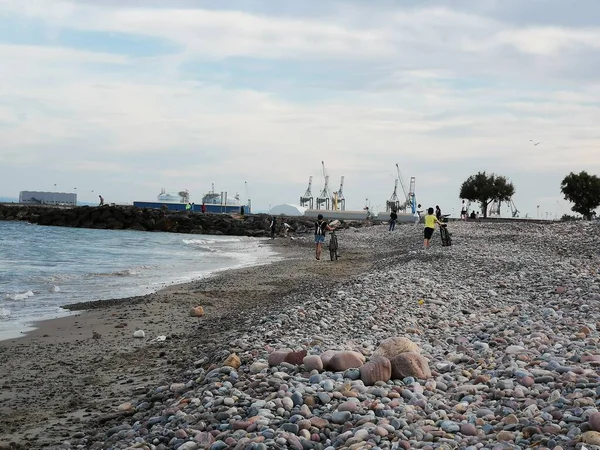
[460,171,600,220]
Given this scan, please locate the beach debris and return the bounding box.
[133,330,145,339]
[117,402,135,413]
[92,331,102,339]
[190,305,205,317]
[149,335,167,343]
[114,323,127,328]
[222,353,241,369]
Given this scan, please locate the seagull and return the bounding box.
[529,140,541,146]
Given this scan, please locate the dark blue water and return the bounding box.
[0,222,277,339]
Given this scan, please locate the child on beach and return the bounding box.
[315,214,335,260]
[424,207,442,249]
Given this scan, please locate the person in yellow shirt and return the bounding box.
[424,207,442,249]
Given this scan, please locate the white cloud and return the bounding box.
[1,0,600,215]
[494,27,600,56]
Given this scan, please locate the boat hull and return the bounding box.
[133,201,247,214]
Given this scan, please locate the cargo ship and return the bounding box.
[133,186,249,214]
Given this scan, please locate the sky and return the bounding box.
[1,0,599,217]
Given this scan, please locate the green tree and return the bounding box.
[459,171,515,218]
[560,171,600,220]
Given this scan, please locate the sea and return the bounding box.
[0,221,278,341]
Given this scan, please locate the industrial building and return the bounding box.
[19,191,77,206]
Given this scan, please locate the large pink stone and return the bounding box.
[359,355,392,386]
[320,350,337,369]
[268,349,292,366]
[590,412,600,432]
[326,351,366,372]
[303,355,324,371]
[390,351,431,380]
[284,349,307,365]
[374,337,421,359]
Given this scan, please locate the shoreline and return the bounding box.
[0,233,373,448]
[0,234,282,343]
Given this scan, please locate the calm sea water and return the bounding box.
[0,221,277,340]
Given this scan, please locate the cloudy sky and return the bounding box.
[1,0,599,217]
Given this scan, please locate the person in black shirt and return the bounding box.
[389,210,398,232]
[314,214,334,260]
[435,205,442,221]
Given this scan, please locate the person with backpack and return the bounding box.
[315,214,335,260]
[389,209,398,232]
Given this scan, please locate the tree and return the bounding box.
[459,171,515,218]
[560,171,600,220]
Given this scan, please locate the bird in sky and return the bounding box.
[529,140,541,146]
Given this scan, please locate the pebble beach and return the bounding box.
[2,220,600,450]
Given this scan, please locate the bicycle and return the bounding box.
[329,230,340,261]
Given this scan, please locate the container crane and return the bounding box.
[299,176,314,209]
[386,179,400,212]
[316,161,331,210]
[332,176,346,211]
[408,176,416,213]
[395,163,411,212]
[509,198,520,217]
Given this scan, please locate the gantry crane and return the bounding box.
[408,176,416,213]
[300,176,314,209]
[316,161,331,210]
[509,198,520,217]
[488,198,519,218]
[386,179,400,212]
[332,176,346,211]
[395,163,414,212]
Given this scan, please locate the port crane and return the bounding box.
[386,179,400,212]
[488,198,520,218]
[299,176,314,209]
[509,198,520,217]
[332,176,346,211]
[316,161,331,210]
[390,163,415,212]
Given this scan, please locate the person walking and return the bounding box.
[201,203,207,214]
[460,200,467,220]
[98,195,104,206]
[389,209,398,232]
[435,205,442,221]
[424,207,442,249]
[415,204,423,224]
[269,216,277,239]
[314,214,335,260]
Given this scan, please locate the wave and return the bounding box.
[6,290,35,301]
[183,238,243,246]
[0,307,10,319]
[85,268,142,278]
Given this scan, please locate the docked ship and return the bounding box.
[133,185,249,214]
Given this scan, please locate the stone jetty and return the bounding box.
[0,204,361,237]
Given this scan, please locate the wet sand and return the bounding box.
[0,237,373,449]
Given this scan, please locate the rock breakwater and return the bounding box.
[0,204,361,237]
